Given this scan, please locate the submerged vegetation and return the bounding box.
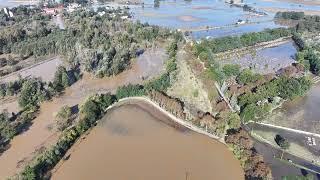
[1,2,319,179]
[0,6,177,78]
[238,75,311,122]
[17,38,181,180]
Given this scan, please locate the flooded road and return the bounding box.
[51,101,244,180]
[0,48,167,178]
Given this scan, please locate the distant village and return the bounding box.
[42,3,131,19]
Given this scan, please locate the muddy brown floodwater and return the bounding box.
[51,101,244,180]
[0,48,167,178]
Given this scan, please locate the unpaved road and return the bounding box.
[0,48,167,178]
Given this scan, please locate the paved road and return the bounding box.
[249,123,320,158]
[254,140,320,179]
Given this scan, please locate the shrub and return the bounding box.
[275,134,290,150]
[116,84,145,99]
[55,106,72,131]
[223,64,241,77]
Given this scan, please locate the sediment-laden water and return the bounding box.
[51,101,244,180]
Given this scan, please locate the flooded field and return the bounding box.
[0,57,63,83]
[262,83,320,133]
[191,21,284,39]
[0,0,36,7]
[220,40,297,74]
[0,47,167,178]
[97,0,282,39]
[246,0,320,12]
[51,100,244,180]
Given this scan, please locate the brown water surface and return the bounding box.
[51,101,244,180]
[0,48,167,178]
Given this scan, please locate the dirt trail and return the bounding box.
[0,48,167,179]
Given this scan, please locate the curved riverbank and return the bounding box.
[51,97,243,180]
[110,97,225,142]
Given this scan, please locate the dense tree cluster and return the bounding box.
[16,66,79,109]
[225,128,272,180]
[115,84,145,99]
[0,7,53,55]
[148,90,185,119]
[0,78,25,97]
[222,64,241,78]
[0,6,46,27]
[0,109,38,154]
[295,15,320,32]
[1,6,177,78]
[275,11,320,32]
[301,49,320,75]
[193,111,226,135]
[144,40,178,91]
[274,134,290,150]
[290,31,320,75]
[49,66,80,93]
[238,76,311,122]
[0,111,16,141]
[18,78,50,110]
[275,11,305,20]
[55,105,73,131]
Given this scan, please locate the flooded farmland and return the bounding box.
[262,83,320,134]
[51,100,244,180]
[0,47,168,178]
[0,57,63,83]
[220,40,297,74]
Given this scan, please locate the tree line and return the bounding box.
[193,28,292,57]
[1,6,180,79]
[0,66,79,153]
[18,39,181,179]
